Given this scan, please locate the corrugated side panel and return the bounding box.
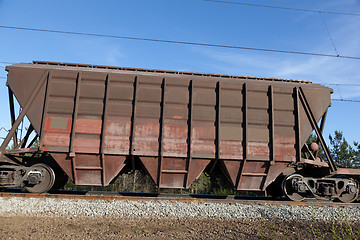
[162,77,190,157]
[104,73,134,154]
[192,80,217,159]
[6,63,331,190]
[219,82,243,160]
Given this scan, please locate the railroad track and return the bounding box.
[0,189,358,207]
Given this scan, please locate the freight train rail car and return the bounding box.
[1,61,359,202]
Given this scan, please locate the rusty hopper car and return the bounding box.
[1,61,359,202]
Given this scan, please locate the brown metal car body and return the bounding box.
[1,61,356,193]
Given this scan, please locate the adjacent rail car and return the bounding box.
[1,61,359,202]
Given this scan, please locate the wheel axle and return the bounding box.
[282,174,359,203]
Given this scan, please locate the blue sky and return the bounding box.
[0,0,360,145]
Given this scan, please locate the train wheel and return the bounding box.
[337,179,359,203]
[25,163,55,193]
[282,174,306,202]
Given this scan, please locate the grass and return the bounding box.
[310,206,360,240]
[259,206,360,240]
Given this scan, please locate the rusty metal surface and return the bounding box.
[5,61,333,190]
[337,168,360,175]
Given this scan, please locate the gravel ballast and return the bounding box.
[0,197,359,221]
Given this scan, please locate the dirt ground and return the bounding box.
[0,216,359,239]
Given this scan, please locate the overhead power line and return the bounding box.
[0,127,9,133]
[203,0,360,16]
[319,12,339,56]
[323,83,360,86]
[1,25,360,60]
[332,98,360,103]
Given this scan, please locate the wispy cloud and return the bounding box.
[60,38,126,66]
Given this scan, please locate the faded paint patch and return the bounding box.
[163,125,187,139]
[106,121,131,136]
[104,136,130,155]
[44,117,72,132]
[75,119,102,134]
[134,122,159,138]
[247,142,270,156]
[50,118,69,130]
[163,139,187,156]
[220,140,243,159]
[73,139,100,154]
[42,132,70,146]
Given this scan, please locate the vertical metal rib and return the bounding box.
[236,82,247,189]
[216,81,221,160]
[294,87,301,163]
[69,72,82,156]
[243,83,248,162]
[69,72,82,184]
[261,85,275,191]
[210,81,221,173]
[100,74,111,185]
[185,80,193,188]
[129,77,138,156]
[158,78,166,186]
[269,85,275,165]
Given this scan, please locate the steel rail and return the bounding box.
[0,189,358,207]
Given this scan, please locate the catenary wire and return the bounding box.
[203,0,360,16]
[332,99,360,102]
[336,84,343,100]
[320,83,360,86]
[319,12,339,56]
[1,25,360,60]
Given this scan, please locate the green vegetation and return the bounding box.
[64,170,235,195]
[310,206,360,240]
[306,130,360,169]
[329,130,360,169]
[258,207,360,240]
